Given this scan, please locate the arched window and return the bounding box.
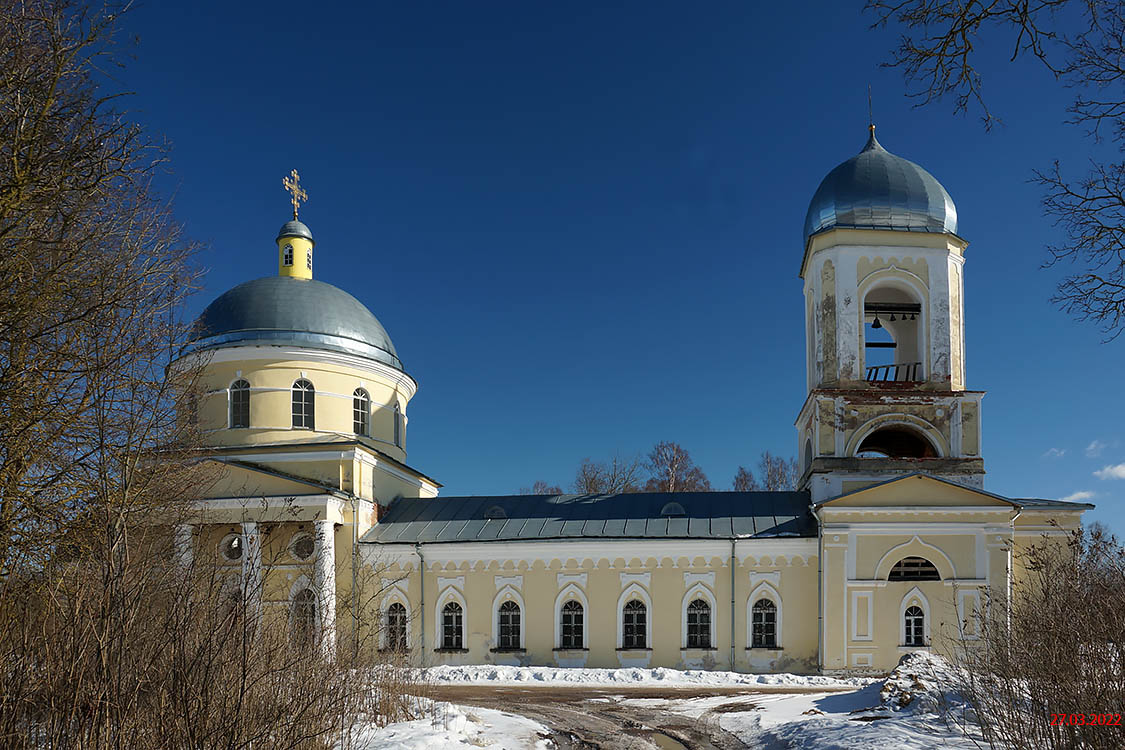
[751,599,777,648]
[283,243,294,266]
[560,600,583,649]
[497,601,521,650]
[889,557,941,581]
[622,599,647,649]
[352,388,369,435]
[229,379,250,429]
[393,403,402,447]
[292,589,316,645]
[904,605,925,646]
[386,602,407,651]
[441,602,463,649]
[292,379,315,429]
[686,598,711,648]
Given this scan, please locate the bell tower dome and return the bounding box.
[796,127,984,501]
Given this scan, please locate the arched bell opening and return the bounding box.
[863,283,923,382]
[856,426,938,459]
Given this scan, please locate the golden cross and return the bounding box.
[282,169,308,220]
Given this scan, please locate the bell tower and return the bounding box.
[796,127,984,502]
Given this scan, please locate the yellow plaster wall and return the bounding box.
[197,357,411,463]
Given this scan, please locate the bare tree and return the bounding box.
[0,3,426,747]
[733,451,801,491]
[518,479,564,495]
[866,0,1125,337]
[944,523,1125,749]
[643,441,711,493]
[572,454,644,494]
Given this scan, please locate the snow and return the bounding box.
[348,700,551,750]
[620,652,983,749]
[422,664,871,689]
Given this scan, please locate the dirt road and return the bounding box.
[422,684,850,749]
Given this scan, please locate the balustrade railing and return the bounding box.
[866,362,922,382]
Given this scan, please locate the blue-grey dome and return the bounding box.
[276,220,314,243]
[190,276,403,370]
[804,131,957,241]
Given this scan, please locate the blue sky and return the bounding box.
[118,1,1123,531]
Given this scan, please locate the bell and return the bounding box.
[910,313,916,321]
[871,316,882,329]
[889,314,896,322]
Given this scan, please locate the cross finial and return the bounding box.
[868,84,875,135]
[282,169,308,220]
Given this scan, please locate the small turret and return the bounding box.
[278,169,314,280]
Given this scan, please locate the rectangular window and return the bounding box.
[498,602,521,650]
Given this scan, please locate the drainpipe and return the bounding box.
[813,505,824,673]
[415,542,425,665]
[352,497,359,661]
[729,538,736,670]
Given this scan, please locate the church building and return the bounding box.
[175,131,1091,674]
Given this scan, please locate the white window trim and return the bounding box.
[554,583,589,649]
[228,379,251,429]
[492,585,525,650]
[900,586,931,647]
[680,583,717,649]
[747,581,783,649]
[435,585,467,650]
[616,583,653,649]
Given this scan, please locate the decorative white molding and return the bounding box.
[619,572,651,588]
[557,573,587,587]
[749,571,781,588]
[494,575,523,590]
[684,571,715,588]
[850,590,873,641]
[437,576,465,590]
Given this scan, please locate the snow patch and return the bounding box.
[348,700,551,750]
[422,664,870,688]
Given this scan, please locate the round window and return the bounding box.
[292,534,315,561]
[220,534,243,561]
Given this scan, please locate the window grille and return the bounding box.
[498,601,521,650]
[622,599,647,649]
[442,602,463,649]
[353,388,369,435]
[889,557,941,581]
[292,589,316,645]
[560,600,583,649]
[686,598,711,648]
[292,379,315,429]
[229,379,250,428]
[904,605,925,646]
[751,599,777,648]
[386,603,407,651]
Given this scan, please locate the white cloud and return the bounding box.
[1094,463,1125,480]
[1059,490,1096,502]
[1042,448,1066,459]
[1086,440,1107,458]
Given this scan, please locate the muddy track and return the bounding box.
[424,686,762,750]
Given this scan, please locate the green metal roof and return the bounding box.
[361,491,816,544]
